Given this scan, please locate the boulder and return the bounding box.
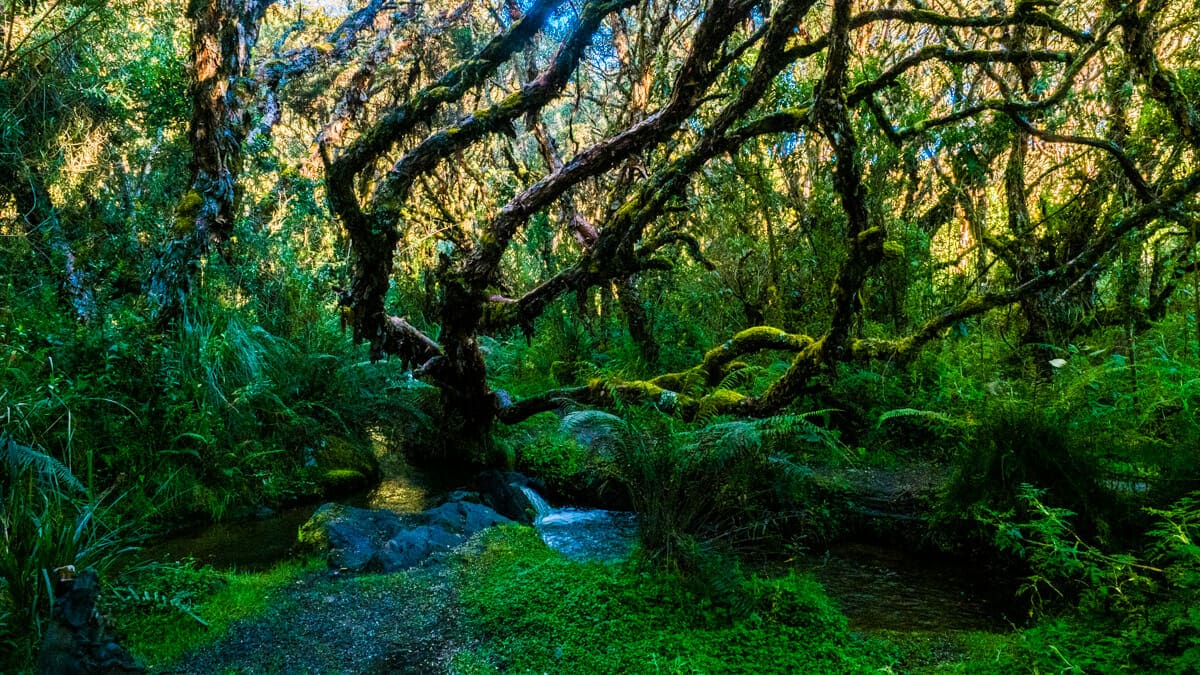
[299,499,511,572]
[424,500,511,535]
[477,470,540,524]
[297,503,407,571]
[305,435,380,495]
[379,526,463,570]
[36,568,143,674]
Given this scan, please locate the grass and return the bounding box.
[451,524,894,673]
[109,556,325,667]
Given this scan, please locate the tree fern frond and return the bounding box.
[715,365,764,392]
[750,413,843,453]
[561,410,633,457]
[767,454,814,482]
[686,421,763,463]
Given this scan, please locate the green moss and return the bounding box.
[296,502,350,550]
[615,379,667,400]
[650,367,706,396]
[697,388,746,418]
[733,326,790,343]
[453,526,887,673]
[176,189,203,216]
[319,468,369,492]
[883,240,905,259]
[649,371,686,390]
[173,189,204,234]
[312,435,379,480]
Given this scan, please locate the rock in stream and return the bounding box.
[299,499,510,572]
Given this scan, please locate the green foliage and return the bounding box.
[989,485,1155,612]
[558,409,842,563]
[453,525,885,673]
[962,487,1200,673]
[109,556,322,668]
[0,434,139,665]
[935,396,1129,551]
[107,559,223,630]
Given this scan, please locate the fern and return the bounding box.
[0,433,85,493]
[715,365,765,393]
[109,586,209,628]
[875,407,960,429]
[560,410,634,458]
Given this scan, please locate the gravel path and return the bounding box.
[162,563,473,674]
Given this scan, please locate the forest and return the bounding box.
[2,0,1199,671]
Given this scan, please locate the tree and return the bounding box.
[147,0,277,320]
[0,0,112,321]
[185,0,1199,460]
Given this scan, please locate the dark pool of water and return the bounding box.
[801,542,1024,632]
[137,440,452,570]
[136,505,320,571]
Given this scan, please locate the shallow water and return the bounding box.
[139,452,1018,633]
[521,486,639,563]
[535,508,639,563]
[138,431,447,570]
[801,542,1022,632]
[136,505,320,571]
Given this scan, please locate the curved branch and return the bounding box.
[1006,115,1156,202]
[372,0,640,210]
[327,0,569,193]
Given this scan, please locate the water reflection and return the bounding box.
[802,542,1022,632]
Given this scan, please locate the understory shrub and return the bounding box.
[555,408,844,564]
[967,486,1200,673]
[0,434,140,667]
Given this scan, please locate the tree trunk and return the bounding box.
[148,0,275,320]
[0,159,95,321]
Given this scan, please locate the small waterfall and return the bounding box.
[518,485,638,563]
[520,486,554,522]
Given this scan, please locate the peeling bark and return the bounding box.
[148,0,276,320]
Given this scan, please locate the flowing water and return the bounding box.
[521,487,639,563]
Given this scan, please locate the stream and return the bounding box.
[139,454,1018,633]
[521,487,639,563]
[800,542,1022,632]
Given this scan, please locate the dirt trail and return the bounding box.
[162,563,471,674]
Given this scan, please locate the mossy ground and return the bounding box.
[109,557,327,667]
[450,525,896,673]
[106,520,1108,674]
[106,525,911,673]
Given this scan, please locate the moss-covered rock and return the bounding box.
[319,469,370,493]
[313,436,379,480]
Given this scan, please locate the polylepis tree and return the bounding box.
[0,0,113,322]
[164,0,1200,463]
